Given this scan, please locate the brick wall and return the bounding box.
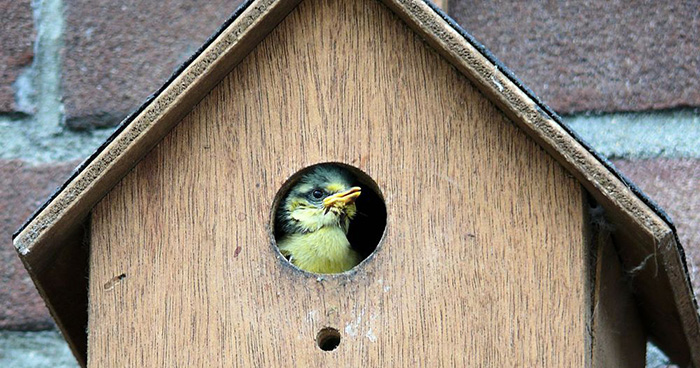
[1,0,698,366]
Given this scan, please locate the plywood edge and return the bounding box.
[658,231,700,365]
[13,0,299,264]
[12,0,300,360]
[380,0,669,239]
[379,0,700,363]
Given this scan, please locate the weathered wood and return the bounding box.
[88,0,590,366]
[591,224,646,367]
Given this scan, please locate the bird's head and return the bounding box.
[277,166,361,235]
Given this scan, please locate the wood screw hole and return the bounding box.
[103,273,127,290]
[316,327,341,351]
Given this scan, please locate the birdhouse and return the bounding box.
[13,0,700,366]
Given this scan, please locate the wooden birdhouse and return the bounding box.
[13,0,700,366]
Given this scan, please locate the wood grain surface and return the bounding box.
[14,2,301,363]
[89,0,590,366]
[591,226,646,366]
[384,0,700,363]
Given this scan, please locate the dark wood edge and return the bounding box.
[16,225,89,367]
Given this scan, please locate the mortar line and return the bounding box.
[563,109,700,159]
[0,3,698,163]
[0,0,114,165]
[32,0,66,134]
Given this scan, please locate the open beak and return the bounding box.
[323,187,361,212]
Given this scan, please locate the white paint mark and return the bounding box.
[344,323,358,338]
[306,309,318,322]
[344,308,366,338]
[366,328,377,342]
[491,75,504,92]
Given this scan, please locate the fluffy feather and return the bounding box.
[276,166,360,273]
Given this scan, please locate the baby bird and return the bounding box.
[276,165,361,274]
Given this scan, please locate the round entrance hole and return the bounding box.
[316,327,341,351]
[272,163,387,274]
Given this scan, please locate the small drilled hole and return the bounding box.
[316,327,341,351]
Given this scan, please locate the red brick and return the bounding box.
[612,159,700,298]
[0,1,34,113]
[0,160,77,330]
[450,1,700,114]
[61,0,243,129]
[59,1,700,124]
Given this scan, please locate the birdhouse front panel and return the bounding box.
[88,0,595,365]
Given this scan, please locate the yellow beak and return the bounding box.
[323,187,361,210]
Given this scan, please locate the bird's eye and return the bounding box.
[312,189,324,199]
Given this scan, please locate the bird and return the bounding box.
[276,165,362,274]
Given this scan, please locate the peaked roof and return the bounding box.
[13,0,699,365]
